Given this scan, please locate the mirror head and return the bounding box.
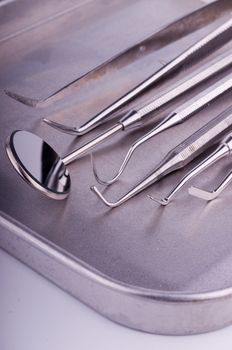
[6,130,71,199]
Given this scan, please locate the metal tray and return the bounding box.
[1,0,232,335]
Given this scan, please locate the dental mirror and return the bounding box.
[6,130,71,199]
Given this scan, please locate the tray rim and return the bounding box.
[2,0,232,336]
[1,210,232,335]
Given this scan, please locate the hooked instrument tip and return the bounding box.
[90,185,118,208]
[91,146,135,185]
[90,153,120,186]
[147,194,170,206]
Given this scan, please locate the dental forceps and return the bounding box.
[189,167,232,201]
[43,18,232,136]
[55,53,232,166]
[92,72,232,185]
[149,133,232,206]
[91,106,232,208]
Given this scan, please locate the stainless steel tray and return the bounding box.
[1,0,232,335]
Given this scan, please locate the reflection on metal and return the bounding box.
[5,1,232,108]
[6,131,70,199]
[0,0,92,44]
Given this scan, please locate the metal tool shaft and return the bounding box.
[133,54,232,122]
[62,123,122,165]
[116,52,232,130]
[44,18,232,135]
[83,19,232,133]
[131,72,232,150]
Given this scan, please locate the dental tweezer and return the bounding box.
[58,53,232,165]
[43,18,232,136]
[92,72,232,185]
[91,106,232,208]
[149,132,232,206]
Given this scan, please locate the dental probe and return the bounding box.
[92,72,232,185]
[91,106,232,208]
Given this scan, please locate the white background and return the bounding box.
[1,248,232,350]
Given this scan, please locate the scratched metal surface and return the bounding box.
[1,0,232,334]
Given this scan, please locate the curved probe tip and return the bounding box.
[91,152,124,186]
[91,144,136,185]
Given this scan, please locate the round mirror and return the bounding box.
[6,131,71,199]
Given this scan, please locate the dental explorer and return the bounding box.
[91,106,232,208]
[92,72,232,185]
[6,55,232,199]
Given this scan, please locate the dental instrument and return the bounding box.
[5,56,232,199]
[91,106,232,208]
[92,72,232,185]
[149,133,232,205]
[43,18,232,136]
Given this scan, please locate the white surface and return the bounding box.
[1,248,232,350]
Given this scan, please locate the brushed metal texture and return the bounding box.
[1,0,232,335]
